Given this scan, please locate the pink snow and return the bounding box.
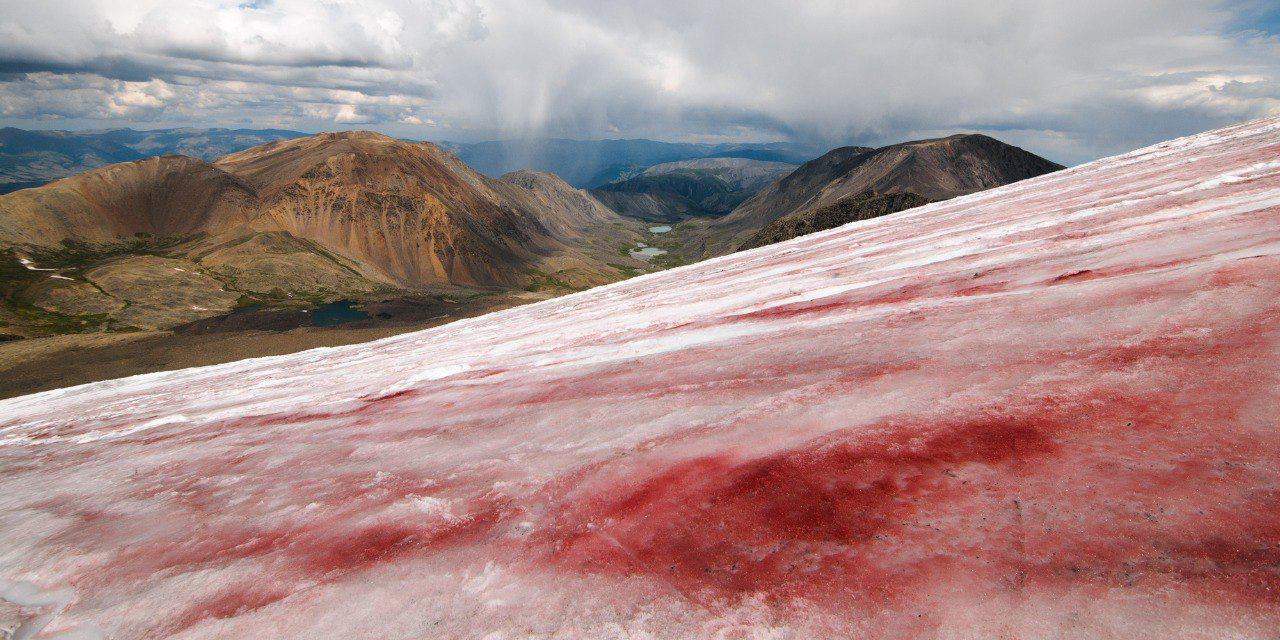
[2,117,1280,639]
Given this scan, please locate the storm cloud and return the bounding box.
[1,0,1277,163]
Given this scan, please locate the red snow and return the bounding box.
[2,117,1280,638]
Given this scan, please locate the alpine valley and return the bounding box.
[0,127,1059,396]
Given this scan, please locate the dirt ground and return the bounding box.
[0,293,546,400]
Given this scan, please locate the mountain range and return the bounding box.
[0,127,306,194]
[0,132,645,335]
[1,127,828,196]
[0,126,1060,342]
[436,138,826,188]
[589,157,801,221]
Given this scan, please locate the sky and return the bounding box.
[0,0,1277,165]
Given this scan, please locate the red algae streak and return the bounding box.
[539,380,1280,619]
[165,585,294,635]
[2,117,1280,638]
[541,417,1057,605]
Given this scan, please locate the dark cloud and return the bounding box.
[0,0,1277,164]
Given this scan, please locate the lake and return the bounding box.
[630,247,668,259]
[309,300,371,327]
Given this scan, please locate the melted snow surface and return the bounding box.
[3,117,1280,639]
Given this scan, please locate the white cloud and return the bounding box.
[0,0,1277,163]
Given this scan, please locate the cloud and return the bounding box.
[0,0,1278,163]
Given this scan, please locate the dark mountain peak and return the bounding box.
[698,133,1063,256]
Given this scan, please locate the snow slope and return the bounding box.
[2,117,1280,639]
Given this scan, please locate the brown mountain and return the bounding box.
[0,154,258,246]
[735,190,931,252]
[693,134,1063,257]
[214,132,635,287]
[0,132,645,336]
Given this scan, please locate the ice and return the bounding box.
[1,116,1280,638]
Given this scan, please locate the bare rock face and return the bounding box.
[215,132,639,287]
[736,190,932,251]
[699,134,1063,257]
[215,132,538,286]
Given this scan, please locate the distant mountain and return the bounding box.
[0,127,144,193]
[590,157,799,222]
[0,132,645,336]
[437,138,825,188]
[0,127,306,194]
[642,157,800,191]
[693,134,1064,257]
[93,127,308,161]
[735,190,931,251]
[1,128,827,195]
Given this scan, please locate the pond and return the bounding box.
[308,300,371,327]
[648,225,673,233]
[630,247,668,259]
[229,299,371,328]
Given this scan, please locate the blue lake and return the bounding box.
[309,300,371,326]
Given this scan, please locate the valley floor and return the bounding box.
[0,290,547,399]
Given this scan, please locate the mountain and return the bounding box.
[694,133,1064,257]
[2,116,1278,638]
[497,170,621,235]
[735,189,931,251]
[1,128,823,196]
[0,127,144,193]
[0,132,645,335]
[643,157,801,191]
[213,131,630,287]
[0,154,258,246]
[94,127,308,161]
[589,157,799,222]
[0,127,306,195]
[438,138,825,188]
